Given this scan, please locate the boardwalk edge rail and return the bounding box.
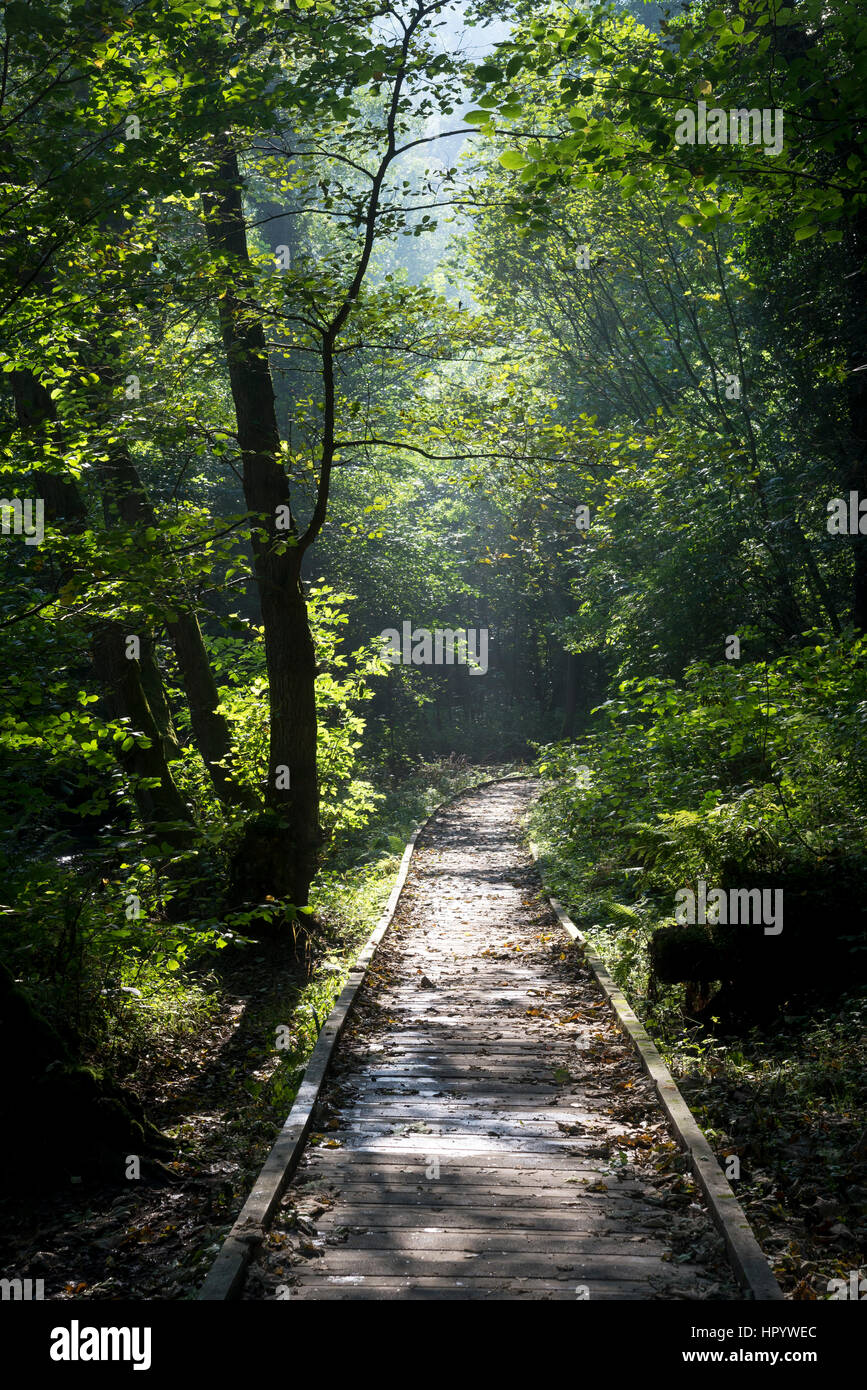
[529,840,785,1303]
[198,774,523,1301]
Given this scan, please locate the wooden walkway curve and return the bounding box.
[243,780,742,1301]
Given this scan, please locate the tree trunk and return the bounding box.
[98,434,256,809]
[138,634,182,762]
[847,210,867,634]
[91,620,195,837]
[202,141,322,906]
[560,651,580,738]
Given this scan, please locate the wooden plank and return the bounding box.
[334,1066,578,1079]
[339,1049,585,1059]
[312,1136,613,1154]
[296,1150,629,1172]
[347,1025,586,1032]
[318,1118,631,1135]
[278,1279,657,1301]
[339,1049,582,1060]
[284,1231,669,1254]
[370,988,576,1001]
[290,1183,638,1202]
[291,1192,649,1212]
[267,1249,703,1279]
[332,1105,615,1121]
[335,1079,587,1092]
[299,1207,668,1234]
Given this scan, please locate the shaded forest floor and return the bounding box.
[672,1032,867,1301]
[0,940,331,1300]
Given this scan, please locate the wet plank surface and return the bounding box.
[244,779,739,1301]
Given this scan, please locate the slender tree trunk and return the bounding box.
[91,621,195,834]
[561,651,580,738]
[791,520,841,635]
[139,634,181,762]
[202,141,322,905]
[98,432,256,809]
[846,211,867,634]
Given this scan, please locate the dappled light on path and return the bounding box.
[245,781,738,1300]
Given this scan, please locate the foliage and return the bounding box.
[532,632,867,1024]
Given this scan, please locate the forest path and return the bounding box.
[244,778,738,1300]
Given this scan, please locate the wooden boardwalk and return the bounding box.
[243,780,739,1300]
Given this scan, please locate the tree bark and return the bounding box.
[91,619,195,836]
[846,210,867,634]
[202,141,322,905]
[98,433,256,809]
[138,633,182,762]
